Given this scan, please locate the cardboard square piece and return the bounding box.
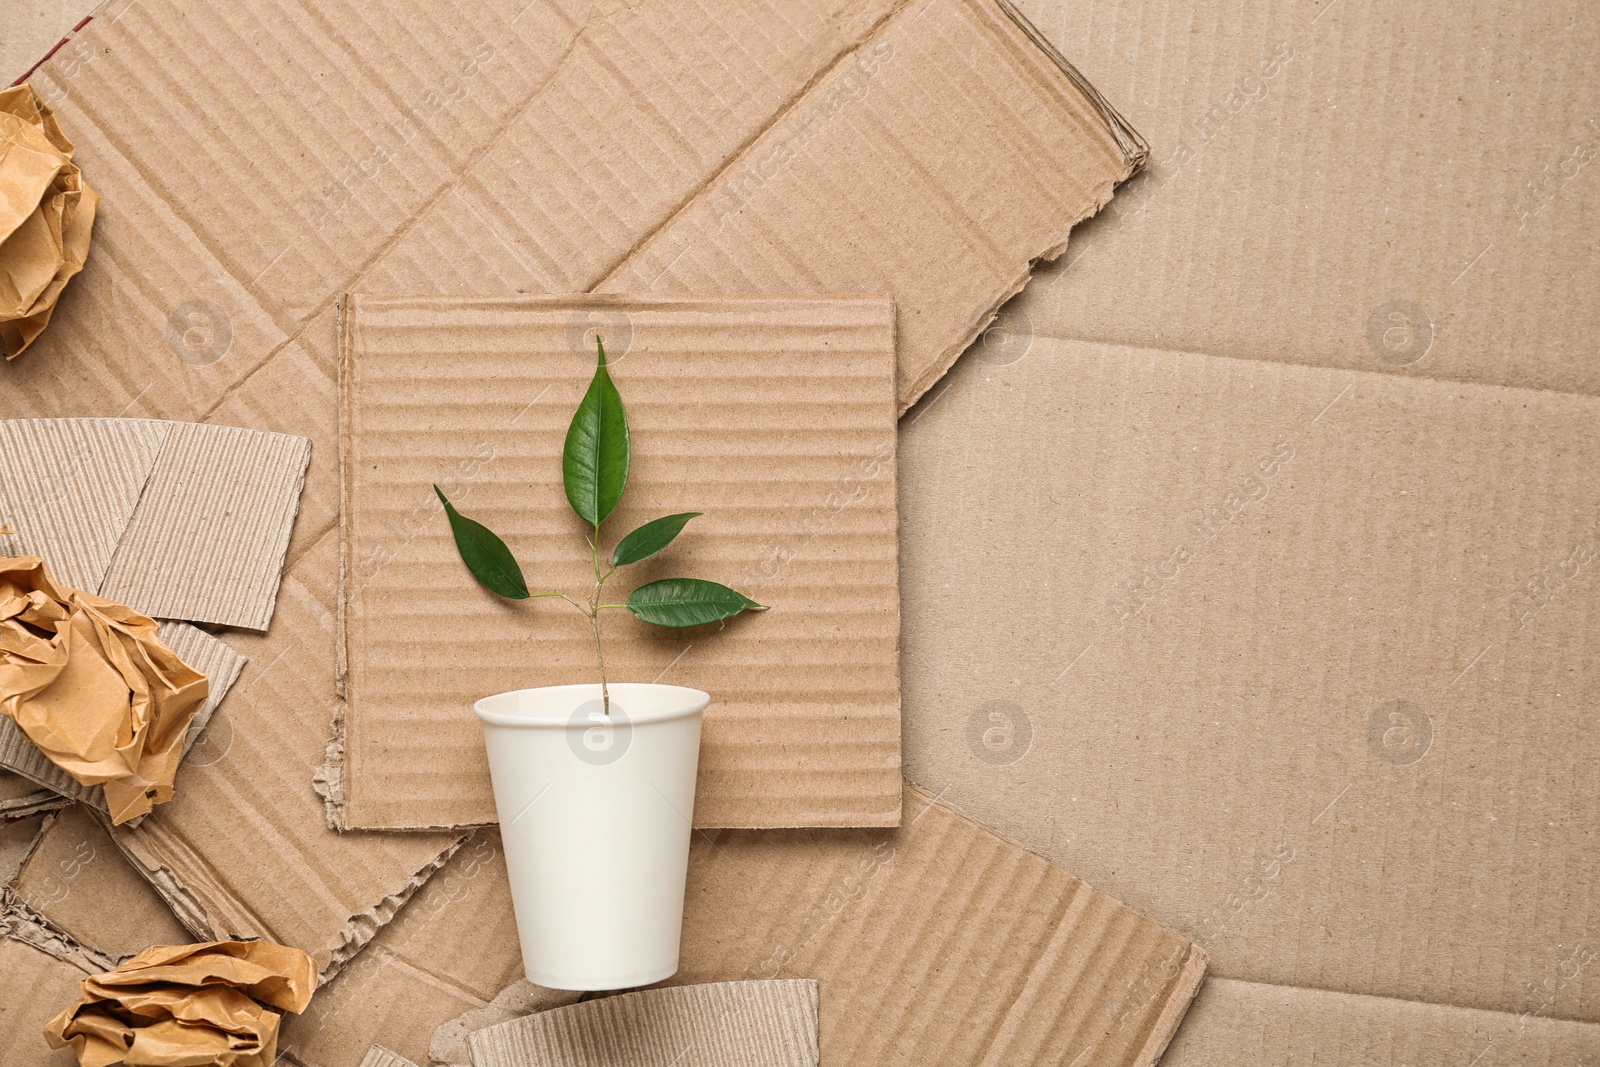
[339,295,901,830]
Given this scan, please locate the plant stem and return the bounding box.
[588,607,608,718]
[591,521,609,716]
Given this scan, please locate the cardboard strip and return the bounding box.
[100,423,312,631]
[339,295,902,831]
[0,417,169,591]
[359,1048,419,1067]
[467,980,820,1067]
[0,621,245,817]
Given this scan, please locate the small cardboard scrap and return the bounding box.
[429,981,580,1067]
[99,423,312,631]
[0,620,246,816]
[359,1048,419,1067]
[0,557,207,825]
[10,804,194,963]
[0,84,97,361]
[0,418,313,631]
[279,784,1205,1067]
[44,940,317,1067]
[467,980,820,1067]
[339,295,902,830]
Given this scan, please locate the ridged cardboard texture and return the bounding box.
[0,0,1144,999]
[467,981,820,1067]
[0,620,247,815]
[358,1048,419,1067]
[339,295,901,830]
[281,784,1205,1067]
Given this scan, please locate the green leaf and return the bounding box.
[563,338,630,526]
[434,486,530,600]
[626,578,765,628]
[612,512,702,567]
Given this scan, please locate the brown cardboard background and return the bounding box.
[0,0,1144,990]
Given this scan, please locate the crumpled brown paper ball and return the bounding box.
[44,940,318,1067]
[0,82,98,359]
[0,555,207,824]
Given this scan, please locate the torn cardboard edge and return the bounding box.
[0,778,67,818]
[103,824,467,984]
[878,0,1151,410]
[1,891,117,975]
[588,0,1148,414]
[0,418,312,630]
[0,621,246,819]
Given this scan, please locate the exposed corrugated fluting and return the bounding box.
[468,981,820,1067]
[100,423,311,630]
[0,417,170,590]
[358,1045,421,1067]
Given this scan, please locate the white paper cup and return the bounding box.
[474,683,706,991]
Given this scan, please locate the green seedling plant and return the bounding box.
[434,337,765,717]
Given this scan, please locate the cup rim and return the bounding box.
[474,682,709,727]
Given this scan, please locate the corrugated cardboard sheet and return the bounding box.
[888,0,1600,1055]
[282,784,1205,1067]
[0,0,1147,987]
[0,620,246,815]
[0,418,311,629]
[467,981,820,1067]
[339,295,901,830]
